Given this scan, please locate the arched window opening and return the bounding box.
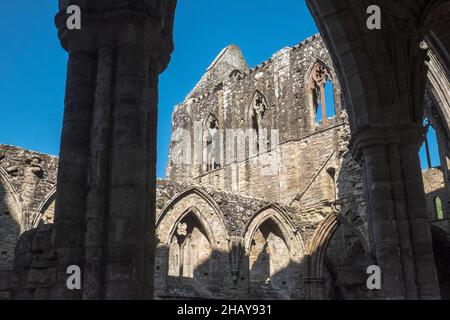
[308,62,336,126]
[315,79,336,123]
[168,212,212,282]
[249,218,291,297]
[435,197,444,221]
[204,115,221,172]
[325,167,337,201]
[250,91,269,154]
[419,118,442,169]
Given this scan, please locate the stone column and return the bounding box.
[353,125,440,299]
[83,46,114,300]
[103,41,158,299]
[52,49,97,299]
[398,128,440,299]
[53,1,176,300]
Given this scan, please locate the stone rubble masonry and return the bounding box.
[0,145,58,299]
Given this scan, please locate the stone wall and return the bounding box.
[0,35,372,300]
[0,145,57,298]
[166,34,345,205]
[2,31,449,299]
[423,168,450,231]
[159,34,373,299]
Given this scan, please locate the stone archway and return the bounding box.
[243,205,305,299]
[305,0,450,299]
[155,187,230,298]
[32,189,56,228]
[307,208,370,300]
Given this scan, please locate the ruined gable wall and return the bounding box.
[166,35,351,207]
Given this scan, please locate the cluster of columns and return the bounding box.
[352,125,440,299]
[48,0,447,300]
[306,0,447,299]
[51,0,176,299]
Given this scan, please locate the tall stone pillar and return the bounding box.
[53,0,176,299]
[352,125,440,299]
[306,0,443,300]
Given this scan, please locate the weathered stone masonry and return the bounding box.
[2,31,449,299]
[0,0,177,300]
[1,0,450,300]
[0,146,57,299]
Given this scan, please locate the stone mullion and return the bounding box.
[360,142,406,299]
[53,51,96,298]
[398,135,441,299]
[83,47,114,300]
[320,84,327,125]
[104,44,154,299]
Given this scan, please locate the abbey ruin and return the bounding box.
[0,0,450,300]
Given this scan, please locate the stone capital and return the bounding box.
[55,0,176,73]
[350,123,423,162]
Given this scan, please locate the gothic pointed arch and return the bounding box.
[307,208,370,299]
[155,187,230,297]
[243,204,305,299]
[33,188,56,227]
[243,204,304,255]
[156,186,226,233]
[166,207,214,279]
[307,212,339,282]
[305,59,339,127]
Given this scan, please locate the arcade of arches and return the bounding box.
[0,0,449,300]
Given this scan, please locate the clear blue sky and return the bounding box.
[0,1,441,178]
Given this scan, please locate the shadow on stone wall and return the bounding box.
[155,244,306,300]
[12,223,56,299]
[431,225,450,299]
[318,149,375,300]
[0,174,20,299]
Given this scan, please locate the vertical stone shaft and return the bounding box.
[53,0,176,299]
[83,47,114,299]
[362,143,406,299]
[53,51,96,298]
[104,44,157,299]
[399,136,440,299]
[386,142,418,299]
[320,85,327,125]
[357,127,440,299]
[424,137,432,169]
